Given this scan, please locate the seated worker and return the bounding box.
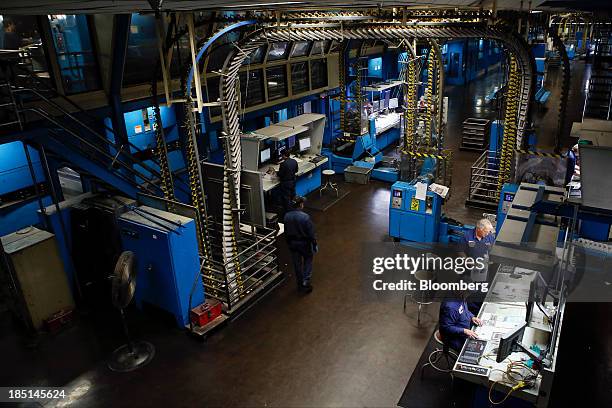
[439,293,482,352]
[277,149,298,214]
[284,196,317,293]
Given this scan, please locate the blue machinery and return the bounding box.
[389,179,442,243]
[118,205,204,328]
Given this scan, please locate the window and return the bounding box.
[0,15,51,86]
[243,44,266,65]
[206,43,234,74]
[239,69,264,107]
[48,15,100,94]
[266,66,287,100]
[310,58,328,89]
[267,42,290,61]
[368,57,382,78]
[291,62,309,95]
[311,40,330,56]
[124,13,157,86]
[291,41,311,58]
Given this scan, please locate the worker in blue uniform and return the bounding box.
[439,294,482,352]
[278,149,298,214]
[459,218,495,282]
[284,196,317,293]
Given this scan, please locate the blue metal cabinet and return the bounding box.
[118,206,204,327]
[389,181,442,243]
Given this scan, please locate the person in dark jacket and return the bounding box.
[284,196,316,293]
[439,293,482,351]
[277,149,298,213]
[3,20,21,50]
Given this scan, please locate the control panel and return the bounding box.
[458,339,487,365]
[391,189,403,209]
[501,192,515,215]
[455,363,490,377]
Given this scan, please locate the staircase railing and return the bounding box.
[1,55,190,198]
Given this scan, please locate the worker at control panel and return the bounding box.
[278,148,298,214]
[284,196,317,294]
[439,292,482,352]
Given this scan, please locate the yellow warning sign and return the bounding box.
[410,198,420,211]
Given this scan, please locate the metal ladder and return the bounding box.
[0,79,23,130]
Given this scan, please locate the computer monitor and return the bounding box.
[277,145,286,159]
[381,97,389,110]
[496,323,526,363]
[287,136,296,149]
[372,100,380,112]
[389,97,399,109]
[298,137,311,152]
[260,148,271,164]
[526,272,551,323]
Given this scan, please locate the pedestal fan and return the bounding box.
[107,251,155,372]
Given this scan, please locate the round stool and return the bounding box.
[403,269,436,327]
[320,169,339,197]
[420,329,458,377]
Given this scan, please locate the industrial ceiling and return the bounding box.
[2,0,609,15]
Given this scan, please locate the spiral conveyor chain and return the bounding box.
[151,103,176,202]
[547,28,571,150]
[498,55,521,195]
[182,18,535,307]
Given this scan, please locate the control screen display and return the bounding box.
[504,193,515,202]
[393,189,402,198]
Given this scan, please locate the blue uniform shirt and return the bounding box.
[439,300,474,351]
[460,228,495,259]
[284,209,316,255]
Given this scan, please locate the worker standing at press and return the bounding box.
[278,149,298,215]
[459,218,495,283]
[284,196,317,293]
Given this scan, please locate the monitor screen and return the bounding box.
[389,98,399,109]
[298,138,311,152]
[287,136,296,149]
[372,100,380,112]
[260,148,271,164]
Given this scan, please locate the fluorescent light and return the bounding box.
[530,10,543,13]
[221,2,305,7]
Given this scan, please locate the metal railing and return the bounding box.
[201,220,281,313]
[466,149,501,208]
[0,53,191,198]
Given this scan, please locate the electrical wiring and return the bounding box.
[488,360,539,405]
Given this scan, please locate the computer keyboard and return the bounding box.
[458,339,487,365]
[455,363,490,376]
[310,155,327,164]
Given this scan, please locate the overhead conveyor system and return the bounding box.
[176,13,537,311]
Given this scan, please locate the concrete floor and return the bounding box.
[2,60,611,407]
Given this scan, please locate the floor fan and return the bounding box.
[107,251,155,372]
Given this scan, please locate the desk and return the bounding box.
[260,154,329,195]
[452,267,563,407]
